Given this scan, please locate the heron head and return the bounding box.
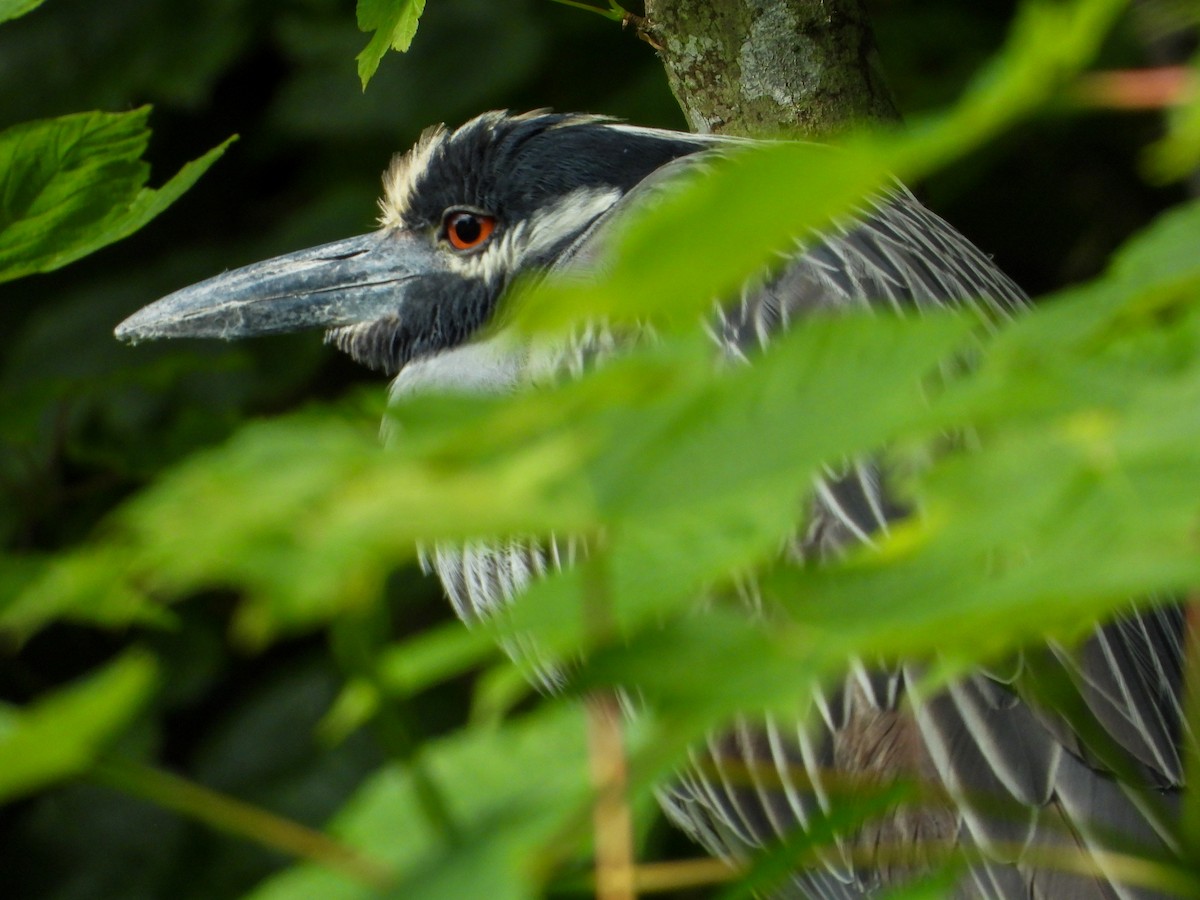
[115,111,715,375]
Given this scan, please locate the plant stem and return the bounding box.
[91,755,393,889]
[330,612,463,845]
[548,0,628,23]
[581,546,637,900]
[587,692,637,900]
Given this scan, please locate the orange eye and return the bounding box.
[444,211,496,251]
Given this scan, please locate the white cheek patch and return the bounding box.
[519,186,622,260]
[441,186,622,284]
[443,232,513,285]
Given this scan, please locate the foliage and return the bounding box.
[355,0,427,88]
[1,0,1198,899]
[1145,57,1200,180]
[0,651,155,801]
[0,0,45,24]
[0,108,232,283]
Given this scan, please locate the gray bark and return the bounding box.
[642,0,899,138]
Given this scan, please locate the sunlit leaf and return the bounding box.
[355,0,426,88]
[0,107,234,283]
[246,705,593,900]
[0,0,46,24]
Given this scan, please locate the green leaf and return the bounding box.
[246,705,593,900]
[513,142,892,334]
[744,200,1200,672]
[515,0,1127,337]
[897,0,1128,168]
[0,0,47,24]
[1144,70,1200,183]
[0,651,157,801]
[355,0,427,89]
[375,624,501,700]
[0,547,173,637]
[478,314,971,671]
[13,311,964,645]
[0,107,235,284]
[1108,195,1200,290]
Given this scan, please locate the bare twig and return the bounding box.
[1072,66,1197,109]
[631,857,739,892]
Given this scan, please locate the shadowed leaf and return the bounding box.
[0,652,156,802]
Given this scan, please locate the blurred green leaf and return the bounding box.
[1108,194,1200,288]
[11,312,965,645]
[482,314,972,675]
[318,678,381,746]
[0,546,176,637]
[246,704,593,900]
[1143,57,1200,182]
[756,200,1200,670]
[0,0,46,24]
[375,623,500,700]
[355,0,426,88]
[517,0,1127,336]
[513,142,893,334]
[0,107,234,283]
[899,0,1128,165]
[0,651,156,802]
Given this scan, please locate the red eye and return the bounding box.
[444,211,496,251]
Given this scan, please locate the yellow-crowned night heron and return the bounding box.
[116,112,1183,899]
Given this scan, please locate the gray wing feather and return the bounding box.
[426,536,579,691]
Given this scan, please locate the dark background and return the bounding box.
[0,1,1187,897]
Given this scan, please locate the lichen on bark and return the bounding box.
[643,0,899,138]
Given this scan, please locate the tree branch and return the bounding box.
[643,0,899,137]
